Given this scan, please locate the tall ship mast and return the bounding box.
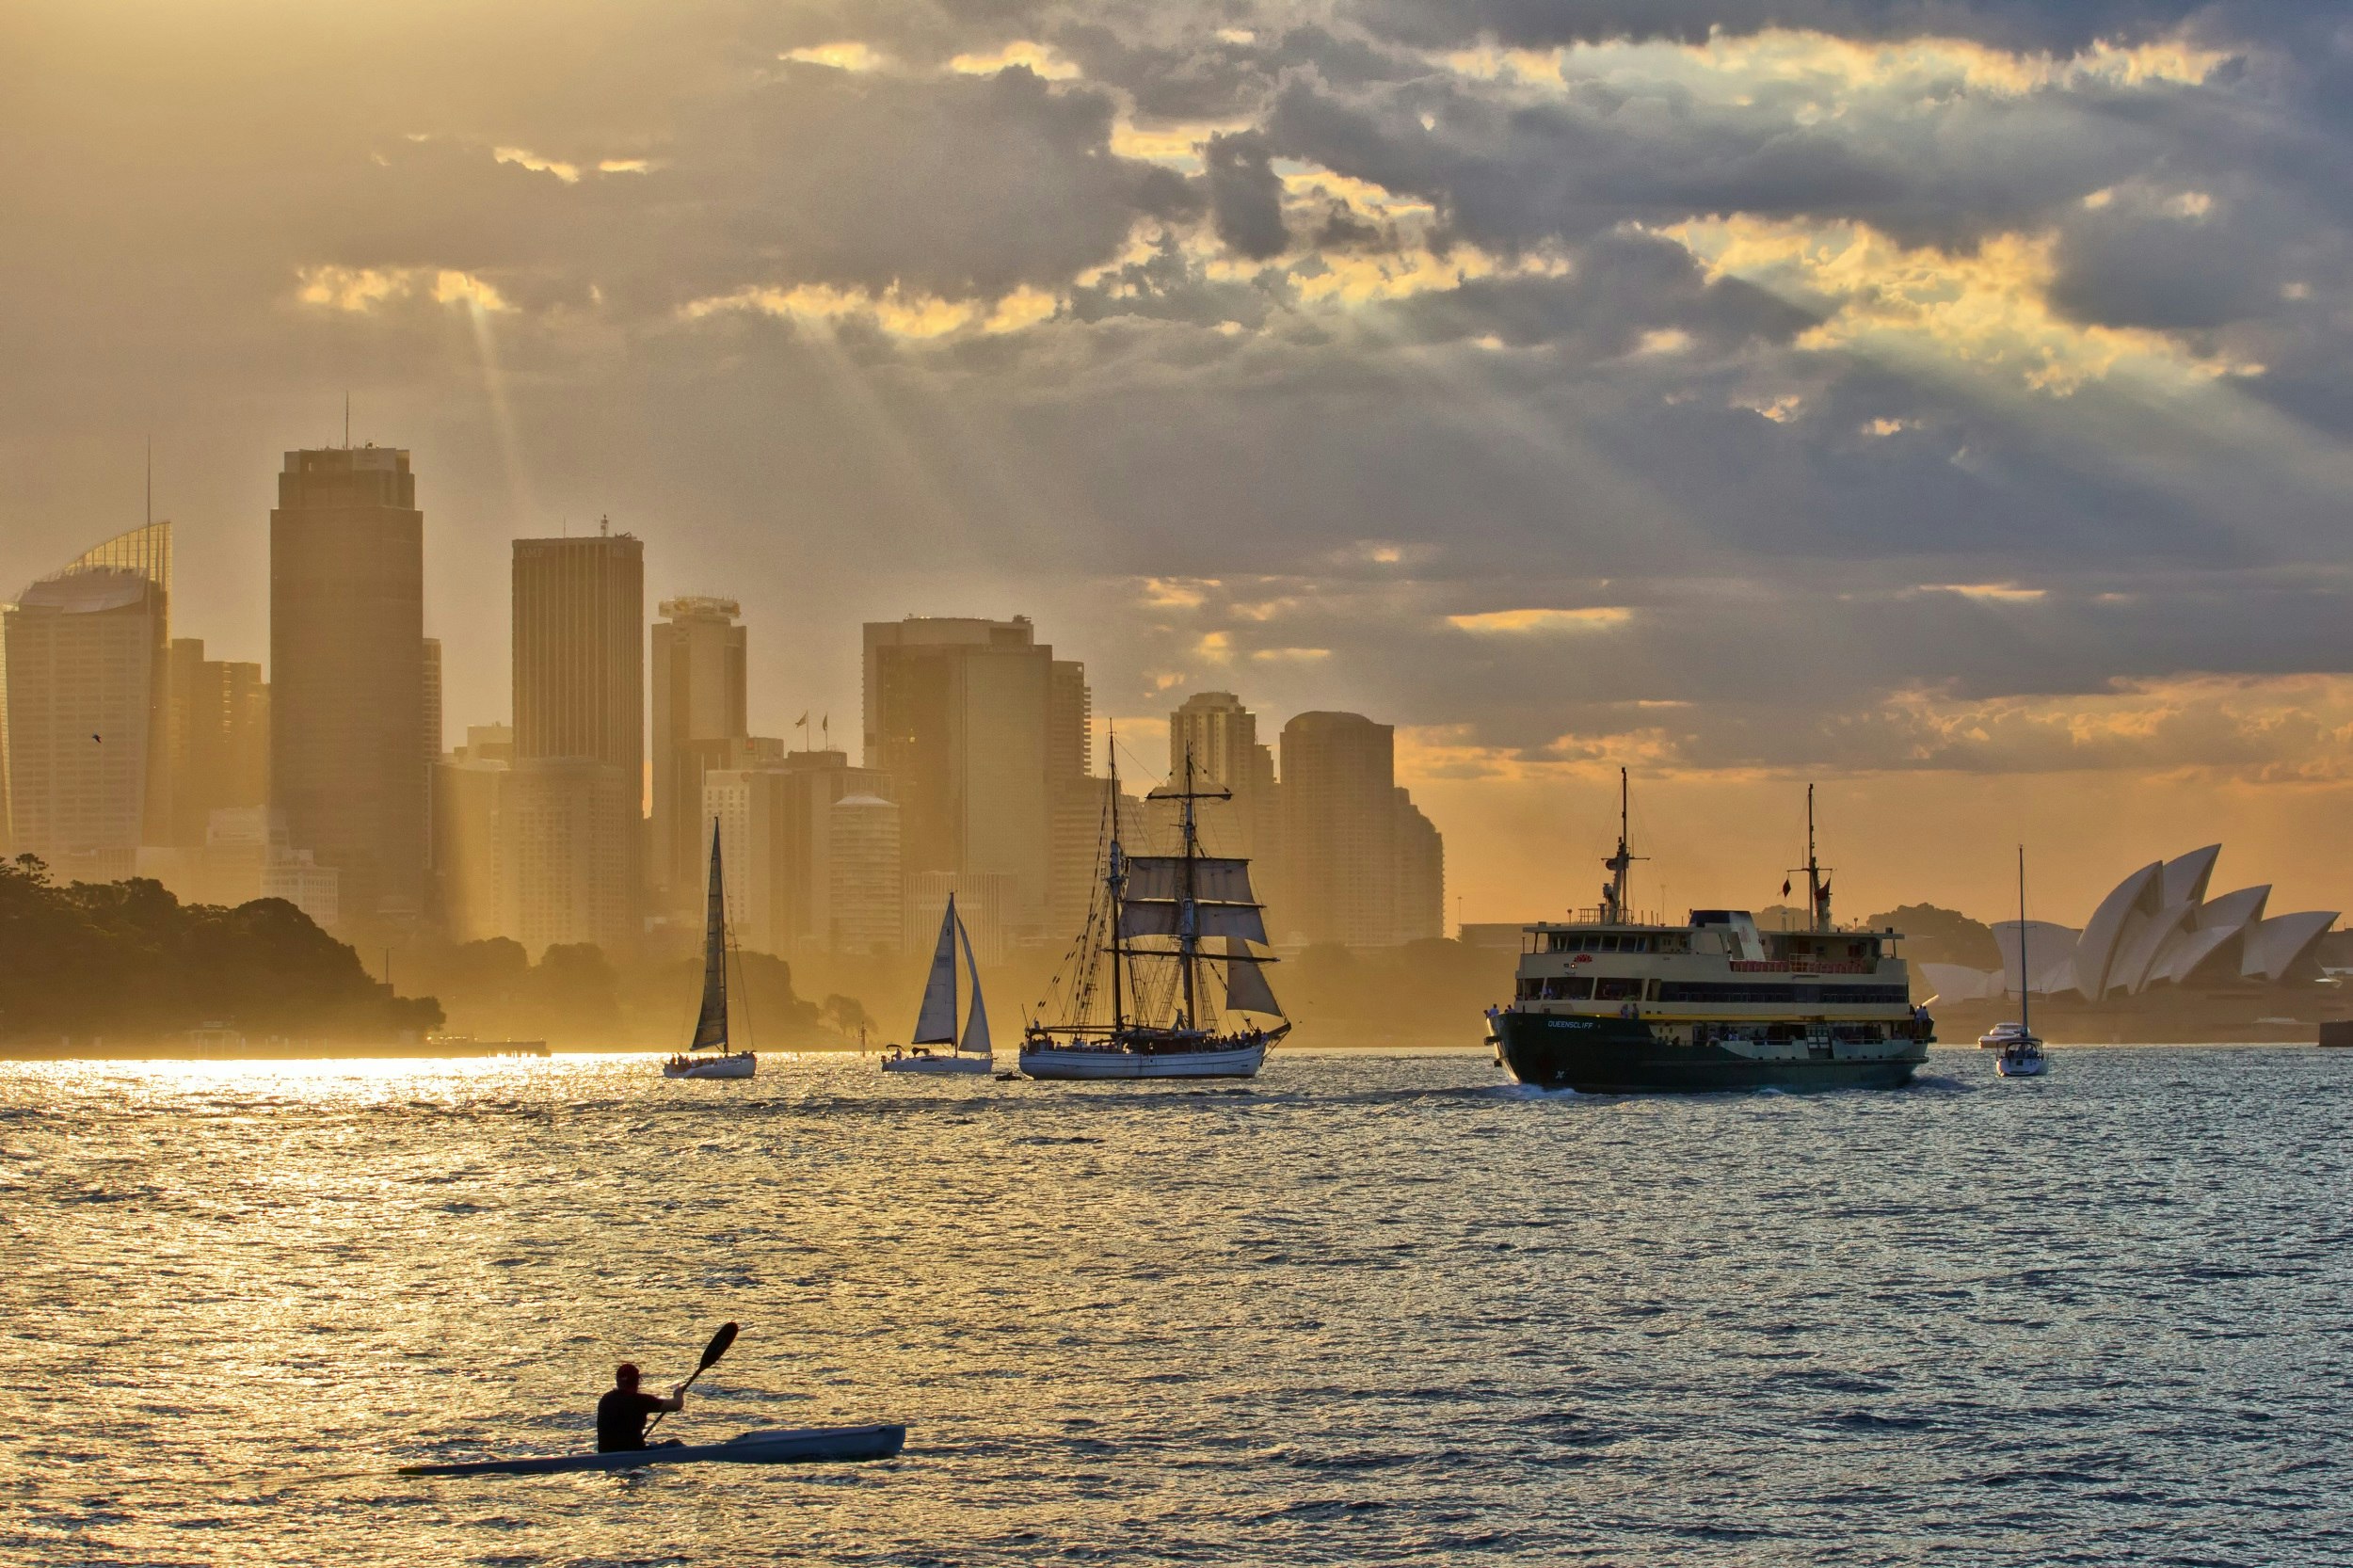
[1019,743,1289,1080]
[1487,776,1931,1093]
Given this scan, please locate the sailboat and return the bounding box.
[664,824,757,1080]
[1018,746,1289,1080]
[882,894,993,1075]
[1987,843,2048,1078]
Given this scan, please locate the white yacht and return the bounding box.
[1986,846,2049,1078]
[664,826,756,1080]
[882,896,994,1076]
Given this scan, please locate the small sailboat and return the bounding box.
[1989,844,2048,1078]
[664,824,756,1080]
[882,895,993,1075]
[1018,744,1289,1080]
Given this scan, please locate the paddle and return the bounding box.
[645,1320,738,1439]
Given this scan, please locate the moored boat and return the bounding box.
[1019,745,1289,1080]
[1988,846,2049,1079]
[1488,776,1931,1094]
[664,824,757,1080]
[400,1423,906,1477]
[882,895,994,1075]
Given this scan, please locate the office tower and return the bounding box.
[827,793,903,954]
[164,638,268,846]
[651,597,747,908]
[862,616,1064,935]
[1278,712,1400,949]
[701,747,893,955]
[1393,788,1445,943]
[2,522,171,882]
[419,636,441,885]
[271,447,425,928]
[509,529,644,956]
[433,724,515,943]
[1166,688,1279,858]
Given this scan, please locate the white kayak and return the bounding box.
[400,1422,904,1477]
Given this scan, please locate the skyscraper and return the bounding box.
[650,596,747,909]
[163,638,269,846]
[509,529,645,956]
[2,522,171,882]
[270,446,425,928]
[1278,711,1400,949]
[701,748,895,956]
[1166,688,1279,860]
[862,615,1067,935]
[1394,787,1445,943]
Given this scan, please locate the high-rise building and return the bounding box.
[270,447,425,928]
[651,597,747,909]
[2,522,171,883]
[827,793,903,955]
[421,635,442,875]
[862,616,1066,936]
[433,724,514,943]
[164,637,268,846]
[1394,788,1444,943]
[1278,711,1400,949]
[1165,689,1280,869]
[1049,776,1144,934]
[509,530,645,956]
[701,748,894,956]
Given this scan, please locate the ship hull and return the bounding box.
[1491,1011,1925,1094]
[1017,1040,1267,1080]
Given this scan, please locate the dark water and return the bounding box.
[3,1048,2348,1566]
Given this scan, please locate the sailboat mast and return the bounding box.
[1107,739,1126,1035]
[1178,747,1199,1031]
[2018,844,2031,1035]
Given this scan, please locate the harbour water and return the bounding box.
[3,1048,2347,1565]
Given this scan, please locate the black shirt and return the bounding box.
[596,1387,666,1451]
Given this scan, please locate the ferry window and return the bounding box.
[1516,977,1543,1000]
[1599,935,1620,952]
[1594,977,1641,1000]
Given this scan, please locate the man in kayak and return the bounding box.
[596,1362,686,1452]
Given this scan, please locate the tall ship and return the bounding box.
[1487,776,1931,1094]
[1019,750,1289,1080]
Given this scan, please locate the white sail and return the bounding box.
[912,896,959,1044]
[1123,856,1257,904]
[1119,899,1269,944]
[1221,944,1282,1016]
[689,825,729,1050]
[955,913,992,1058]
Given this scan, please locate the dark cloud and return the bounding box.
[3,0,2352,796]
[1205,130,1291,259]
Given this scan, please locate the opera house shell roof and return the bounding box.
[1920,846,2339,1005]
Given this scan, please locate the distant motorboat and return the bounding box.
[882,896,994,1076]
[664,825,757,1081]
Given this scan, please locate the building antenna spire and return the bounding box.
[344,392,351,449]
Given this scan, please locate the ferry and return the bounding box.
[1487,776,1932,1094]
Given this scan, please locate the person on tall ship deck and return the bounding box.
[595,1362,685,1452]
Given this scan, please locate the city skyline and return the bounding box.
[8,432,2353,933]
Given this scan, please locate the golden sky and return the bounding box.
[4,1,2350,928]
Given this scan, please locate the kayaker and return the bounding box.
[596,1362,686,1452]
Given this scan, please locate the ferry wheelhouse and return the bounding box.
[1488,776,1932,1093]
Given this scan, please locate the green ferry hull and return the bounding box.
[1492,1010,1927,1094]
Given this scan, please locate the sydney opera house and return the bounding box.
[1920,846,2339,1024]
